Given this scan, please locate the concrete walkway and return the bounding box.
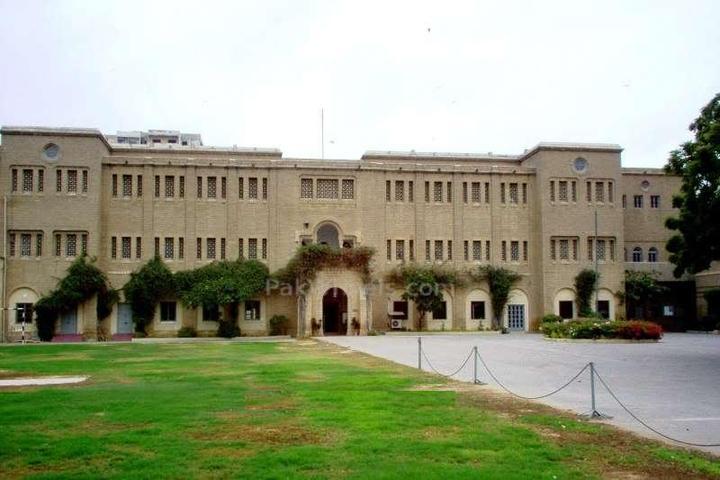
[321,333,720,454]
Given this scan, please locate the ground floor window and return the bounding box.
[15,303,33,324]
[244,300,261,320]
[432,301,447,320]
[470,301,485,320]
[392,301,408,320]
[597,300,610,319]
[202,304,220,322]
[160,302,177,322]
[559,301,574,319]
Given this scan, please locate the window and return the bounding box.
[609,239,615,261]
[316,179,338,199]
[67,170,77,193]
[160,302,177,322]
[22,169,33,192]
[238,238,244,258]
[196,238,202,259]
[464,240,469,260]
[164,238,174,259]
[392,301,409,319]
[463,182,468,203]
[136,237,142,259]
[66,234,77,257]
[20,233,31,257]
[550,239,557,260]
[123,175,133,196]
[137,175,143,197]
[197,177,203,198]
[632,247,642,262]
[608,182,614,203]
[447,240,452,260]
[522,183,527,204]
[39,170,44,192]
[221,177,227,199]
[550,181,555,202]
[300,178,312,198]
[472,241,482,261]
[471,182,481,203]
[434,240,443,260]
[248,238,258,259]
[596,300,610,320]
[342,179,354,199]
[262,238,267,259]
[484,182,490,203]
[571,181,577,202]
[178,176,183,198]
[386,239,391,261]
[249,177,258,199]
[409,240,414,261]
[207,177,217,198]
[447,182,452,202]
[558,239,569,260]
[425,240,431,261]
[633,195,643,208]
[510,241,519,261]
[111,236,117,259]
[207,238,216,259]
[385,180,391,202]
[55,234,61,257]
[262,178,268,200]
[485,240,491,261]
[396,240,405,260]
[154,237,160,257]
[650,195,660,208]
[59,170,64,193]
[15,303,33,324]
[395,180,404,201]
[408,181,414,202]
[221,238,226,260]
[432,301,447,320]
[470,301,485,320]
[559,301,573,320]
[433,182,442,202]
[558,181,568,202]
[245,300,261,320]
[588,238,593,261]
[572,238,578,260]
[501,241,507,261]
[425,181,430,202]
[500,183,506,203]
[178,238,183,259]
[586,181,592,202]
[509,183,518,204]
[11,169,17,192]
[648,247,658,262]
[622,194,627,208]
[523,241,528,261]
[122,237,131,259]
[202,304,220,322]
[154,175,161,197]
[36,233,42,256]
[596,239,606,261]
[164,176,174,197]
[595,181,604,202]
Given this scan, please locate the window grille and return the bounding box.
[59,170,64,193]
[39,170,44,192]
[137,175,143,197]
[464,240,469,260]
[82,170,88,193]
[221,238,226,259]
[11,169,17,192]
[207,238,216,259]
[136,237,142,259]
[484,182,490,203]
[22,169,33,192]
[396,240,405,260]
[434,240,443,260]
[262,238,267,259]
[164,238,173,259]
[121,237,131,259]
[20,233,31,257]
[36,233,43,256]
[248,177,258,199]
[509,183,518,204]
[154,175,161,197]
[178,237,183,259]
[472,182,481,203]
[165,176,174,197]
[221,177,227,199]
[248,238,258,259]
[300,178,312,198]
[207,177,217,198]
[472,240,482,261]
[342,179,354,199]
[433,182,442,202]
[66,234,77,257]
[67,170,78,193]
[511,241,519,261]
[110,236,116,259]
[595,182,604,202]
[408,181,414,202]
[81,234,87,255]
[501,241,507,261]
[262,178,268,200]
[316,179,338,199]
[500,183,506,203]
[559,181,568,202]
[395,181,404,201]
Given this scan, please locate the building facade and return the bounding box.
[0,126,714,341]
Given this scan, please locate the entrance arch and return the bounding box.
[322,287,348,335]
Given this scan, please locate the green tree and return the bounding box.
[123,256,176,334]
[574,269,598,317]
[474,266,520,330]
[385,264,459,331]
[665,93,720,277]
[624,270,668,320]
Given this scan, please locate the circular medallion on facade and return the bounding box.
[641,180,650,191]
[42,143,60,162]
[573,157,588,173]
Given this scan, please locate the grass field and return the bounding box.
[0,341,718,479]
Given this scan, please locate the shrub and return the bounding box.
[574,269,598,317]
[543,319,662,340]
[124,257,176,334]
[541,314,562,324]
[217,320,240,338]
[177,326,197,338]
[269,315,290,336]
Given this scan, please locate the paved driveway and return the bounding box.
[321,333,720,454]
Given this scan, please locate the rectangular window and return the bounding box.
[571,181,577,202]
[596,239,606,261]
[160,302,176,322]
[15,303,33,324]
[207,177,217,198]
[464,240,469,260]
[500,183,506,203]
[36,233,42,256]
[67,170,77,193]
[248,238,258,259]
[396,239,404,260]
[154,237,160,257]
[523,240,528,261]
[202,304,220,322]
[550,181,555,202]
[470,301,486,320]
[434,240,443,260]
[136,237,142,259]
[595,182,604,202]
[432,301,447,320]
[178,176,184,198]
[262,238,267,259]
[650,195,660,208]
[300,178,312,198]
[54,234,61,256]
[238,238,244,259]
[509,183,518,204]
[608,182,614,203]
[395,180,404,201]
[392,301,409,320]
[197,177,203,198]
[447,240,452,260]
[164,237,174,259]
[11,169,17,192]
[463,182,468,204]
[485,182,490,203]
[79,232,86,255]
[573,238,578,260]
[511,241,519,261]
[178,237,184,259]
[244,300,261,321]
[22,169,33,192]
[447,182,452,202]
[522,183,527,204]
[121,236,131,259]
[111,236,116,259]
[262,178,268,200]
[559,239,569,260]
[472,240,482,261]
[586,181,592,202]
[59,170,65,193]
[609,239,615,261]
[220,238,226,260]
[207,238,216,259]
[408,181,414,202]
[409,239,414,261]
[386,180,391,202]
[485,240,491,261]
[20,233,31,257]
[425,181,430,202]
[587,238,593,261]
[196,238,202,259]
[622,194,627,208]
[154,175,161,197]
[433,182,442,202]
[558,181,568,202]
[501,241,507,261]
[137,175,143,197]
[66,234,77,257]
[425,240,431,261]
[550,239,556,260]
[38,169,44,192]
[316,179,338,199]
[342,179,354,199]
[386,239,392,260]
[164,176,174,197]
[123,175,133,197]
[471,182,481,203]
[634,195,643,208]
[221,177,227,199]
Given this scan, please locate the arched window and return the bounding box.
[632,247,643,262]
[648,247,658,262]
[316,223,339,248]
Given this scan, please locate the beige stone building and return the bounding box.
[0,126,715,341]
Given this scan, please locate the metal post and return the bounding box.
[417,336,422,370]
[580,362,611,419]
[473,346,477,384]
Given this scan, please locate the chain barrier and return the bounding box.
[420,345,474,378]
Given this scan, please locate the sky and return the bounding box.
[0,0,718,167]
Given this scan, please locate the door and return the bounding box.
[117,304,133,334]
[59,309,78,334]
[559,301,574,320]
[507,304,525,331]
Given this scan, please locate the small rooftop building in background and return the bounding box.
[106,129,202,147]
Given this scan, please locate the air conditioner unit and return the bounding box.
[390,319,403,329]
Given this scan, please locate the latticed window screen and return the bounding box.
[433,182,442,202]
[500,183,506,203]
[220,238,226,259]
[409,239,414,261]
[511,241,519,261]
[123,175,133,196]
[587,238,594,261]
[22,169,33,193]
[54,235,62,256]
[178,176,183,198]
[425,240,431,261]
[425,182,430,202]
[300,178,312,198]
[136,237,142,259]
[462,182,468,203]
[36,233,43,256]
[154,237,160,257]
[550,239,556,260]
[464,240,469,260]
[341,179,354,199]
[501,241,507,261]
[165,176,174,197]
[38,170,44,192]
[472,241,482,261]
[207,238,216,259]
[82,170,88,193]
[471,182,481,203]
[509,183,518,204]
[137,175,143,197]
[238,238,244,258]
[485,241,491,261]
[396,240,405,260]
[164,238,174,259]
[58,170,64,193]
[122,237,131,259]
[608,182,614,203]
[522,183,527,204]
[197,177,203,198]
[316,179,338,199]
[248,177,258,199]
[408,181,414,202]
[262,238,267,259]
[448,240,452,260]
[434,240,443,260]
[571,181,577,202]
[559,181,568,202]
[65,171,76,193]
[447,182,452,202]
[66,234,77,257]
[110,236,116,259]
[484,182,490,203]
[559,239,569,260]
[595,182,604,202]
[572,238,578,260]
[196,238,202,259]
[20,233,31,257]
[386,240,391,260]
[81,234,87,255]
[395,181,404,201]
[221,177,227,199]
[248,238,258,259]
[155,176,161,197]
[11,169,17,192]
[596,239,606,261]
[178,238,183,259]
[262,178,268,200]
[207,177,217,198]
[586,181,592,202]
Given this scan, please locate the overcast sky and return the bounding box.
[1,1,718,167]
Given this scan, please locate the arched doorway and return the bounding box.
[322,287,347,335]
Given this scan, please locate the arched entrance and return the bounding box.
[322,287,347,335]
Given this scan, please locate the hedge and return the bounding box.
[543,320,663,340]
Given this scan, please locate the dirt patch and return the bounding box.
[420,425,463,441]
[192,419,330,446]
[201,446,257,460]
[295,372,326,383]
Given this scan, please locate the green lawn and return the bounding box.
[0,341,718,479]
